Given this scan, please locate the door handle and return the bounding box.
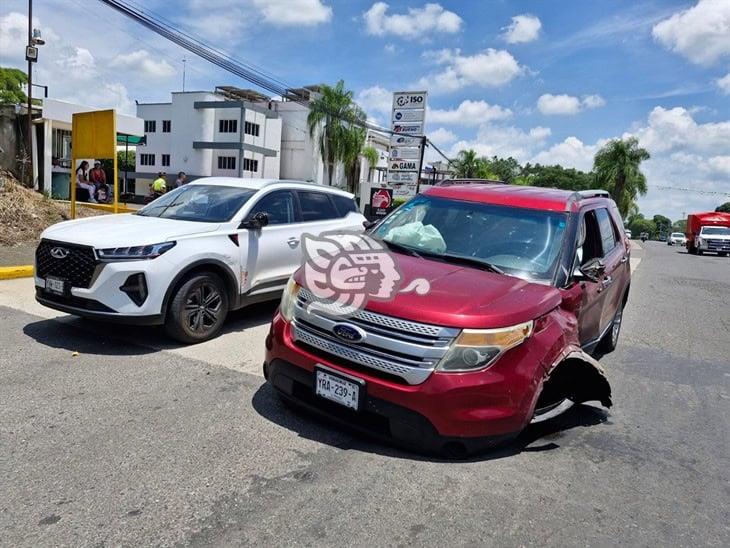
[620,256,628,264]
[287,237,300,248]
[601,275,613,289]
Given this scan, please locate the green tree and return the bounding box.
[0,67,28,104]
[672,219,687,232]
[716,202,730,213]
[483,156,520,183]
[593,137,650,218]
[307,80,364,188]
[518,163,597,191]
[652,214,672,237]
[452,149,484,178]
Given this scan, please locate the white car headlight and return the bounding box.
[279,277,301,321]
[437,321,534,372]
[97,241,176,261]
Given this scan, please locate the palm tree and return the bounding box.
[307,80,364,188]
[593,137,650,218]
[452,149,482,178]
[340,107,367,194]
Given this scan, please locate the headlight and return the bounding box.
[437,321,533,372]
[97,241,176,261]
[279,277,300,321]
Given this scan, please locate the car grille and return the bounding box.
[706,239,730,252]
[291,288,459,385]
[35,240,99,289]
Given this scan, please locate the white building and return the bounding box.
[357,129,390,207]
[134,87,282,194]
[34,99,144,198]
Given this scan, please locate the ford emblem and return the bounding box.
[50,247,69,259]
[332,323,366,343]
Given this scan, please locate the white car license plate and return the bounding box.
[45,277,65,295]
[315,369,360,410]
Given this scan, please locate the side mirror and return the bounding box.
[363,220,377,230]
[240,211,269,230]
[577,258,605,282]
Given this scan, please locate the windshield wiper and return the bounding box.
[419,252,504,275]
[381,239,422,258]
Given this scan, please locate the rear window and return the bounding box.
[331,194,358,217]
[298,191,339,222]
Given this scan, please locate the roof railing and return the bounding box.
[576,189,611,199]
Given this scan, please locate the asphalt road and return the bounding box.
[0,242,728,547]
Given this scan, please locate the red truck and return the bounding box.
[264,184,631,457]
[686,212,730,255]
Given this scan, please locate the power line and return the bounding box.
[653,186,730,197]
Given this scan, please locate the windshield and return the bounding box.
[371,194,568,282]
[701,226,730,236]
[137,185,256,222]
[671,233,684,237]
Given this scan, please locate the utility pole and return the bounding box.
[26,0,33,187]
[182,58,186,92]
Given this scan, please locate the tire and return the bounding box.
[720,252,728,257]
[164,272,229,344]
[697,249,703,255]
[598,303,624,355]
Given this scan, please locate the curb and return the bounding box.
[0,265,34,280]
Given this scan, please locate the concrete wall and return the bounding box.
[0,106,21,178]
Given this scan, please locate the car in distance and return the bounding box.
[625,229,632,239]
[667,232,687,246]
[265,185,630,457]
[35,178,366,343]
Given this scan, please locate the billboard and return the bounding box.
[388,90,427,199]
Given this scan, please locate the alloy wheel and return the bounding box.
[184,283,222,334]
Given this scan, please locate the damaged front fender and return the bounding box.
[532,348,613,423]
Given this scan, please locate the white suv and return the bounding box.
[35,178,366,342]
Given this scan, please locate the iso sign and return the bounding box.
[393,91,427,110]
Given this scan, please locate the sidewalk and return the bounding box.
[0,244,35,267]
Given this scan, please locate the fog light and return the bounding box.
[120,273,148,306]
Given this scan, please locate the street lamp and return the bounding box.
[25,0,45,188]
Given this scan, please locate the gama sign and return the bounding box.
[390,160,419,172]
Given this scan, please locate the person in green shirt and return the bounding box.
[151,172,167,194]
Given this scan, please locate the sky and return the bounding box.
[1,0,729,220]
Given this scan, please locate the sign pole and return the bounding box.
[416,135,426,195]
[70,154,76,219]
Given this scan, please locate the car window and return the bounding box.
[331,194,358,217]
[596,208,617,254]
[136,185,256,223]
[247,190,297,225]
[298,191,338,222]
[578,210,602,265]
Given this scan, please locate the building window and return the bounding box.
[244,121,260,137]
[219,119,238,133]
[162,120,171,133]
[144,120,156,133]
[243,158,258,172]
[217,156,236,170]
[140,153,155,166]
[161,154,170,167]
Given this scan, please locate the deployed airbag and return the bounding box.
[385,221,447,254]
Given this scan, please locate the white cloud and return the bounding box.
[708,155,730,174]
[717,73,730,95]
[428,127,457,145]
[251,0,332,26]
[501,14,542,44]
[652,0,730,65]
[356,85,392,115]
[428,100,512,126]
[537,93,606,115]
[363,2,462,39]
[418,48,525,93]
[448,124,551,162]
[530,136,600,171]
[111,50,176,79]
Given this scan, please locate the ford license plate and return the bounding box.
[45,276,65,295]
[315,369,360,410]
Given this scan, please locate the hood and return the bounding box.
[700,233,730,240]
[40,214,221,248]
[298,253,562,329]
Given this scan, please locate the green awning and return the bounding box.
[117,134,146,145]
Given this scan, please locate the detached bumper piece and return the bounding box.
[265,359,516,458]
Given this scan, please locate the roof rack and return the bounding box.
[576,189,611,199]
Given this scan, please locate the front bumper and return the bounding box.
[265,313,542,455]
[34,254,174,321]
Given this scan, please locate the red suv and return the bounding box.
[264,184,630,457]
